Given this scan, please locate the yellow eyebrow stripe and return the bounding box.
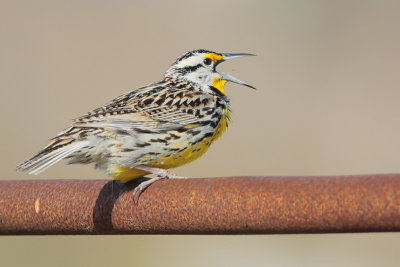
[204,53,224,61]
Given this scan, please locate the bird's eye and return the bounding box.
[203,58,212,65]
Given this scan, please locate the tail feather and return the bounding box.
[17,140,91,175]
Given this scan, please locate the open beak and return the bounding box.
[218,53,256,89]
[220,52,256,61]
[220,73,255,89]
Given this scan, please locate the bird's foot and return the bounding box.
[132,165,187,205]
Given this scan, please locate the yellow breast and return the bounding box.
[148,107,231,169]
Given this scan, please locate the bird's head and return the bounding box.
[165,49,255,96]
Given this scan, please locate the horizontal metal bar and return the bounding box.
[0,174,400,235]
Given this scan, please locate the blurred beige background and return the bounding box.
[1,0,400,266]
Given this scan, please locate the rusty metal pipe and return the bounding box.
[0,174,400,235]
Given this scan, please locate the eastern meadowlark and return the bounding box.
[17,49,255,199]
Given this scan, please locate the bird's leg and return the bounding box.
[132,165,186,204]
[134,165,186,179]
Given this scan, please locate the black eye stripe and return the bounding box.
[180,64,203,74]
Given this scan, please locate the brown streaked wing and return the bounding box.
[72,85,214,131]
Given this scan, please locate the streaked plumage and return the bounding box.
[17,49,255,198]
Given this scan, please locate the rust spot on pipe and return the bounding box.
[0,174,400,235]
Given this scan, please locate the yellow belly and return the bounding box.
[110,136,214,183]
[111,108,230,183]
[111,167,149,183]
[148,135,214,169]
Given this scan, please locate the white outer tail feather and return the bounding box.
[28,141,91,175]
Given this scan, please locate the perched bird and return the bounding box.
[17,49,255,199]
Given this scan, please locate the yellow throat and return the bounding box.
[212,77,228,95]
